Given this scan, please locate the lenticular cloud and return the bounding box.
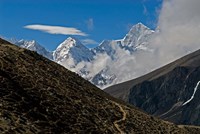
[24,24,87,36]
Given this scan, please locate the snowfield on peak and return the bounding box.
[15,39,53,59]
[53,37,94,69]
[122,23,154,50]
[11,23,156,89]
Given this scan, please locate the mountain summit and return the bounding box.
[53,37,94,67]
[122,23,154,49]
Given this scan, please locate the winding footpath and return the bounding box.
[113,102,127,134]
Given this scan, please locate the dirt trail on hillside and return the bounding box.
[113,102,127,134]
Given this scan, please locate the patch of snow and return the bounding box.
[183,81,200,106]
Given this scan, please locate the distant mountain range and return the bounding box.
[1,38,200,133]
[105,47,200,126]
[9,23,155,89]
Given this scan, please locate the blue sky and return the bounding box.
[0,0,162,50]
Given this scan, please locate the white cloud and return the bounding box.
[85,18,94,31]
[149,0,200,65]
[81,39,99,45]
[129,0,200,79]
[24,24,87,36]
[87,53,112,77]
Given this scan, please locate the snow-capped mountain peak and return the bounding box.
[92,39,123,60]
[16,39,42,50]
[93,40,112,53]
[53,37,94,67]
[122,23,154,49]
[17,39,34,46]
[15,39,53,59]
[56,37,82,50]
[130,22,151,31]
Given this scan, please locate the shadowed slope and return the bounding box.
[105,47,200,126]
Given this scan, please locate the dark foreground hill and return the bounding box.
[0,38,200,133]
[105,47,200,126]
